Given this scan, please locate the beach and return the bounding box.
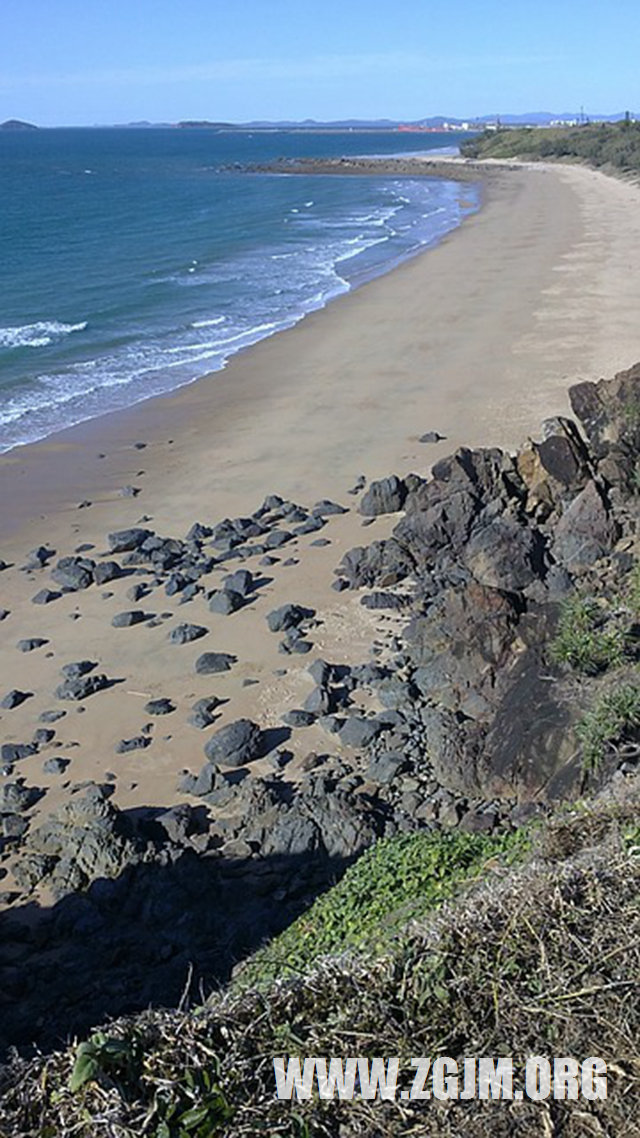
[2,155,640,867]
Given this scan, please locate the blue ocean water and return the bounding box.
[0,128,478,452]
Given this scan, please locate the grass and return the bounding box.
[576,683,640,774]
[0,800,638,1137]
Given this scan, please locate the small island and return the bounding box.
[0,119,38,131]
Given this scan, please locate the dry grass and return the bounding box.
[1,799,639,1137]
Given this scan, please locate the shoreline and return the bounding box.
[3,154,640,552]
[2,155,640,1054]
[0,157,482,483]
[1,158,640,825]
[0,158,494,544]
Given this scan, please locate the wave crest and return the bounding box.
[0,320,87,350]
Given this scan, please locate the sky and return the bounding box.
[1,0,639,127]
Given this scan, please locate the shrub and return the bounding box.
[550,593,626,674]
[576,682,640,773]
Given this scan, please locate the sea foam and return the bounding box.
[0,321,87,350]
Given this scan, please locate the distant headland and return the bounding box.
[0,119,38,131]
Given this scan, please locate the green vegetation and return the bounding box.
[233,826,532,991]
[1,801,638,1137]
[461,121,640,173]
[550,592,628,674]
[577,683,640,773]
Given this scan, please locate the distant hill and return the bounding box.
[0,119,38,131]
[461,120,640,173]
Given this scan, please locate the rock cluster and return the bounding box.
[2,365,640,1061]
[335,366,640,800]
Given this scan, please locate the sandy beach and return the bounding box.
[2,156,640,865]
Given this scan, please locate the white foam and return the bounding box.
[0,320,87,350]
[191,316,226,328]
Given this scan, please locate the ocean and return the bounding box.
[0,128,478,453]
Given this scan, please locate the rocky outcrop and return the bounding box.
[335,364,640,802]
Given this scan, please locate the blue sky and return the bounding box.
[1,0,638,126]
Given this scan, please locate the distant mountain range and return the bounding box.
[177,112,639,130]
[3,113,639,132]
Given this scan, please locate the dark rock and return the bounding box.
[25,545,54,568]
[318,715,343,734]
[17,638,48,652]
[1,690,32,709]
[186,522,212,542]
[294,516,325,535]
[127,583,148,602]
[208,589,244,615]
[13,785,142,895]
[156,804,201,845]
[165,573,188,596]
[307,658,332,686]
[516,417,591,515]
[43,757,71,775]
[266,603,315,632]
[337,538,410,589]
[224,569,254,596]
[111,610,147,628]
[407,582,519,717]
[1,743,37,763]
[459,809,498,833]
[93,561,122,585]
[282,710,316,727]
[107,528,153,553]
[168,622,208,645]
[204,719,262,767]
[0,609,9,620]
[0,782,41,812]
[1,814,29,840]
[376,678,415,708]
[261,493,284,511]
[304,686,333,715]
[288,638,313,654]
[33,728,55,745]
[55,674,110,701]
[115,737,151,754]
[312,499,348,516]
[366,752,408,784]
[61,660,96,679]
[360,591,407,610]
[359,475,406,516]
[552,480,618,573]
[463,513,546,592]
[264,529,293,549]
[145,698,175,716]
[419,431,445,443]
[188,696,222,728]
[39,709,66,723]
[351,663,387,686]
[51,559,93,591]
[195,652,235,675]
[190,762,219,797]
[32,589,61,605]
[339,716,382,749]
[332,578,349,592]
